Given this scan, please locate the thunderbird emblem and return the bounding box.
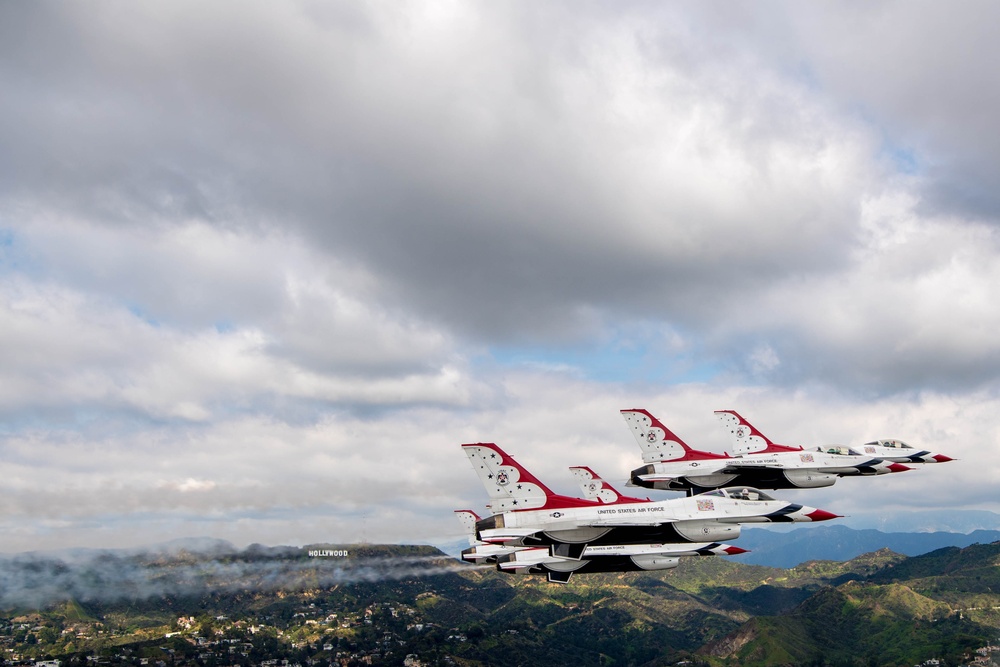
[496,471,510,486]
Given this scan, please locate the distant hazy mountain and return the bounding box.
[838,508,1000,533]
[736,524,1000,568]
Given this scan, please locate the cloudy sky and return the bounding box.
[3,1,1000,554]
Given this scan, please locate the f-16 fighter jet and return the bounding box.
[716,410,953,465]
[494,541,748,583]
[463,443,837,570]
[857,439,954,464]
[715,409,955,464]
[624,408,911,494]
[455,508,746,583]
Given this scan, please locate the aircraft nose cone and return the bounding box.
[887,463,912,473]
[932,454,954,463]
[724,546,750,555]
[806,509,841,522]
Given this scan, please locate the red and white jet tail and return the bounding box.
[462,443,596,513]
[621,408,729,463]
[715,410,802,455]
[568,466,650,504]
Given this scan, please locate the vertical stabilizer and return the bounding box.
[454,509,481,546]
[715,410,801,455]
[463,443,569,512]
[569,466,649,504]
[621,409,728,462]
[621,409,691,462]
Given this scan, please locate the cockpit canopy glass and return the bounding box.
[813,445,861,456]
[864,439,912,449]
[700,487,774,501]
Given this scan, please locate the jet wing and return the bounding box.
[631,473,679,483]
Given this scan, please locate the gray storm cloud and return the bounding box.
[4,1,999,394]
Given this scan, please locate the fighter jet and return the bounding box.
[857,439,954,464]
[494,541,748,582]
[716,409,953,464]
[624,408,911,494]
[456,508,746,582]
[463,443,837,572]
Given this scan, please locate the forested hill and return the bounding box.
[2,541,998,666]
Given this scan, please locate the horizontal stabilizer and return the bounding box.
[636,473,678,483]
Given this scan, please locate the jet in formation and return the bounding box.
[715,410,953,465]
[856,438,954,464]
[457,508,745,579]
[458,442,837,583]
[625,408,914,494]
[455,407,949,583]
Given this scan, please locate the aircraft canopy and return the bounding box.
[812,445,863,456]
[700,487,775,502]
[863,439,913,449]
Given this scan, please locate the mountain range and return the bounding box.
[3,538,999,666]
[736,524,1000,567]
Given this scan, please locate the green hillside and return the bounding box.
[702,547,999,667]
[2,542,997,666]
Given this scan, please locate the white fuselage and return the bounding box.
[650,450,891,477]
[478,488,822,545]
[496,542,731,569]
[856,441,951,464]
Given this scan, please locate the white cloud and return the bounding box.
[0,218,486,426]
[718,193,1000,390]
[1,369,994,553]
[1,1,885,341]
[2,1,1000,553]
